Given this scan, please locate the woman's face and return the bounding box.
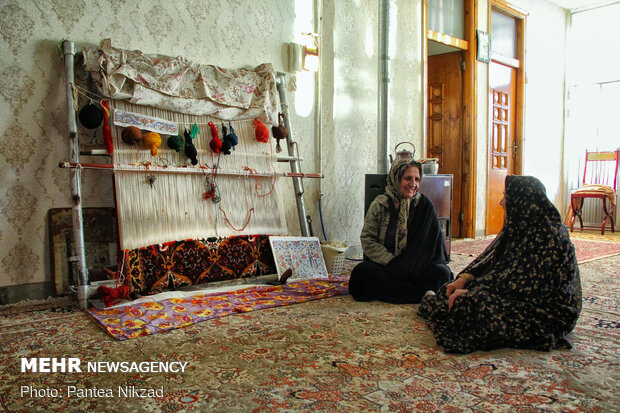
[399,166,421,199]
[499,191,506,211]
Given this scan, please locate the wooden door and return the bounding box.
[427,51,463,238]
[486,61,516,234]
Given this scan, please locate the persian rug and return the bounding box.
[122,235,275,296]
[0,255,618,412]
[86,276,348,340]
[452,235,620,263]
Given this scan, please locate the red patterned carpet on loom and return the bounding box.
[0,255,618,411]
[452,234,620,263]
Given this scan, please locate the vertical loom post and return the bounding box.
[63,40,89,309]
[276,74,311,236]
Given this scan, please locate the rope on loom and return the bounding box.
[216,171,255,231]
[244,166,276,197]
[242,137,277,197]
[202,151,222,202]
[71,83,104,109]
[218,206,254,231]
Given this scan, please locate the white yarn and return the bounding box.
[111,100,287,250]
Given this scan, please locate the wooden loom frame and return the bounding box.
[61,40,319,309]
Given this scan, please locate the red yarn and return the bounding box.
[208,121,222,153]
[101,100,114,154]
[97,285,129,307]
[254,119,269,143]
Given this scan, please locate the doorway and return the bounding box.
[428,51,464,237]
[485,2,526,235]
[486,62,516,233]
[424,0,476,238]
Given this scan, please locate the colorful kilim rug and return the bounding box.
[86,276,348,340]
[452,236,620,263]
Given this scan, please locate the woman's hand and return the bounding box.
[445,276,467,297]
[447,288,468,310]
[445,273,473,309]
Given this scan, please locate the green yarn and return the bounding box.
[167,135,184,152]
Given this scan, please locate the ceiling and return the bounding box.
[546,0,618,12]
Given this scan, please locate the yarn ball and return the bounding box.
[167,134,184,152]
[183,129,198,165]
[221,139,232,155]
[185,141,199,165]
[209,135,223,154]
[121,126,143,145]
[225,123,239,147]
[97,285,129,307]
[208,121,222,154]
[143,131,162,156]
[78,103,103,129]
[254,119,269,143]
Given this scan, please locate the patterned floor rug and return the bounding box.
[452,235,620,263]
[0,255,618,412]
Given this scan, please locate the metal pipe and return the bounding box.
[315,0,324,201]
[63,40,89,309]
[276,73,311,236]
[378,0,391,174]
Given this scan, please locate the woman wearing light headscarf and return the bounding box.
[349,159,453,303]
[419,175,582,353]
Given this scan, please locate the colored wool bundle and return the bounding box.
[208,121,222,153]
[101,100,114,154]
[121,126,143,145]
[254,119,269,143]
[184,129,198,165]
[143,132,162,156]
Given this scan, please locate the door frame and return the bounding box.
[484,0,527,234]
[422,0,527,238]
[423,0,478,238]
[491,0,527,176]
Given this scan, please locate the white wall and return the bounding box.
[516,0,568,207]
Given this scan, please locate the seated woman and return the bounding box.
[349,158,453,304]
[418,175,582,354]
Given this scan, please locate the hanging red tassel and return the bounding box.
[208,121,222,153]
[97,284,129,307]
[101,100,114,154]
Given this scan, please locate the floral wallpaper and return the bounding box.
[320,0,424,246]
[0,0,426,298]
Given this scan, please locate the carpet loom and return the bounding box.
[76,40,301,299]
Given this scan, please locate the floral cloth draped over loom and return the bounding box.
[82,38,280,124]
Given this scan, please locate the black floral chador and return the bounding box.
[418,175,582,354]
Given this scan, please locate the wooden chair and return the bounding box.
[570,149,619,234]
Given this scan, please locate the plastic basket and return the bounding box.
[321,242,348,276]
